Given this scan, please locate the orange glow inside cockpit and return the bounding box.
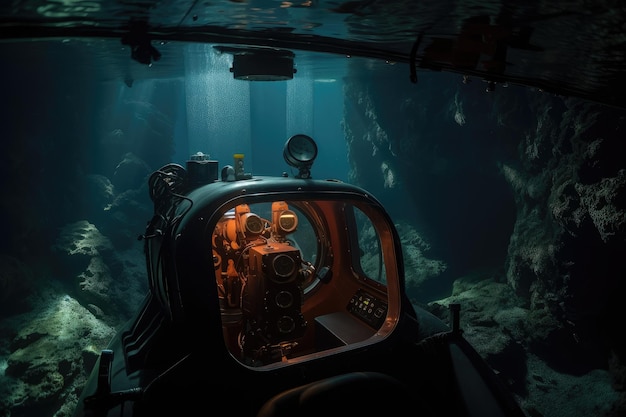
[211,200,399,368]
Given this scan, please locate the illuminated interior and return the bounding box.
[211,198,400,367]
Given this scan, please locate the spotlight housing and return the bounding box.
[214,45,296,81]
[283,134,318,179]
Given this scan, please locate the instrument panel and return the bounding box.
[347,289,388,329]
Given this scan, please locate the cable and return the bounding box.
[148,163,187,203]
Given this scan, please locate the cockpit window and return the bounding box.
[212,198,396,369]
[351,206,387,285]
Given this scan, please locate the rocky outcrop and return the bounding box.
[344,64,626,415]
[424,276,620,417]
[0,219,147,417]
[0,292,116,417]
[502,98,626,376]
[51,220,147,320]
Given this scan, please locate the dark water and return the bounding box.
[0,39,610,305]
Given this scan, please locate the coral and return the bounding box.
[395,221,447,288]
[52,221,113,258]
[551,179,585,234]
[77,257,111,305]
[1,293,115,415]
[575,169,626,243]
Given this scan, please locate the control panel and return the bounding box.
[347,289,387,329]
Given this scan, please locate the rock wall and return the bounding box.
[343,63,626,404]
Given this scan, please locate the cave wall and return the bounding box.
[502,96,626,371]
[343,63,626,373]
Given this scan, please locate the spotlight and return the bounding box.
[214,45,296,81]
[283,134,318,179]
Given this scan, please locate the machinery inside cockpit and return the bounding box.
[212,202,311,364]
[211,197,397,367]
